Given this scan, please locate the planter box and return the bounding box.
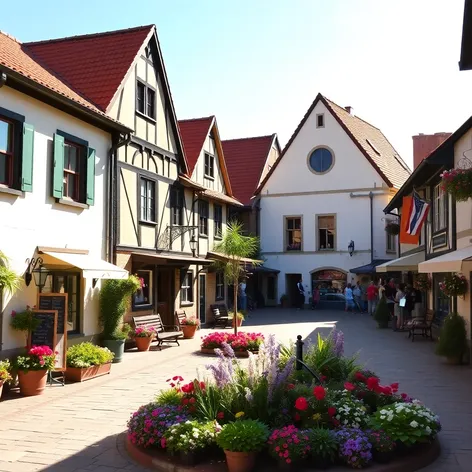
[200,348,258,357]
[65,363,112,382]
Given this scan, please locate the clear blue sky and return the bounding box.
[2,0,470,168]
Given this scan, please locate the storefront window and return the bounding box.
[433,274,450,326]
[133,270,152,308]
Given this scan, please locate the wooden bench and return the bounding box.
[408,310,434,342]
[210,304,231,329]
[175,310,187,330]
[132,314,183,350]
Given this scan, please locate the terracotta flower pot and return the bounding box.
[18,369,48,396]
[182,325,198,339]
[224,450,257,472]
[135,336,153,352]
[232,318,243,327]
[65,363,111,382]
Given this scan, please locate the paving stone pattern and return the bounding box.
[0,309,470,471]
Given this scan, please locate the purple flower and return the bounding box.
[330,328,344,357]
[336,428,372,468]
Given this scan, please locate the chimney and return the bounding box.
[412,132,452,169]
[344,106,353,115]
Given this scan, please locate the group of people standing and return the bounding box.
[344,279,423,330]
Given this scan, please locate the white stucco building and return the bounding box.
[255,94,411,306]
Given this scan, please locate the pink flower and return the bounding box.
[344,382,355,391]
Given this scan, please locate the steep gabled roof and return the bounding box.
[256,93,411,194]
[24,25,153,112]
[222,134,278,205]
[0,31,129,131]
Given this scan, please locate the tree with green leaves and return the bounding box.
[213,221,260,334]
[0,250,21,295]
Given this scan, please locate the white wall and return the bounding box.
[0,86,111,350]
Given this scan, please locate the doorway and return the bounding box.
[199,274,206,323]
[286,273,302,307]
[157,267,173,325]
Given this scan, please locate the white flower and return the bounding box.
[336,415,341,420]
[380,415,386,420]
[410,421,419,428]
[379,409,388,415]
[425,426,432,434]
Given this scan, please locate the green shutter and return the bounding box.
[53,134,64,198]
[21,123,34,192]
[86,147,96,206]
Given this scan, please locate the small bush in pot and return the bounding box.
[67,342,114,368]
[216,419,269,472]
[374,297,390,329]
[10,307,41,346]
[308,428,338,469]
[132,326,156,351]
[267,425,310,467]
[0,359,12,399]
[230,311,245,327]
[368,430,396,464]
[436,312,468,364]
[180,317,200,339]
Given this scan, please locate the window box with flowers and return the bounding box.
[385,221,400,236]
[65,342,114,382]
[439,273,468,298]
[179,318,200,339]
[441,168,472,202]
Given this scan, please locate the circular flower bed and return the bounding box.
[201,331,264,354]
[127,330,441,470]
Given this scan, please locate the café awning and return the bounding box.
[418,245,472,273]
[350,260,390,274]
[376,251,425,273]
[40,250,128,279]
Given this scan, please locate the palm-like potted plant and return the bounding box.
[436,312,468,364]
[216,419,269,472]
[180,317,200,339]
[0,359,12,399]
[99,276,141,363]
[0,250,21,295]
[374,297,390,329]
[14,345,56,396]
[231,311,245,328]
[132,326,156,351]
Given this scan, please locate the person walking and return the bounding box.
[366,281,379,316]
[394,283,406,331]
[312,286,320,309]
[353,282,363,313]
[239,279,247,312]
[385,278,396,323]
[297,278,305,310]
[344,283,355,312]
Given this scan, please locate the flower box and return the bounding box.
[65,362,111,382]
[200,348,258,357]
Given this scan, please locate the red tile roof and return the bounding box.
[178,117,214,175]
[222,135,275,205]
[256,94,411,194]
[24,25,153,111]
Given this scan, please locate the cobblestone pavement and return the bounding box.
[0,309,470,471]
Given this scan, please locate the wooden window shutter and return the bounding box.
[21,123,34,192]
[52,134,65,198]
[86,147,96,206]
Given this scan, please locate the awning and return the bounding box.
[250,266,280,274]
[41,251,128,279]
[418,246,472,273]
[131,251,212,265]
[206,251,262,265]
[350,260,391,274]
[376,251,425,273]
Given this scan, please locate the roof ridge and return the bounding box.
[24,25,154,46]
[178,116,214,123]
[0,30,22,44]
[222,134,274,142]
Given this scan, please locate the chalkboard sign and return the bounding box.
[29,310,57,352]
[37,293,68,371]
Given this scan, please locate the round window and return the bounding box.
[308,147,334,174]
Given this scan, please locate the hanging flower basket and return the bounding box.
[439,273,468,298]
[385,222,400,236]
[415,274,431,292]
[441,168,472,202]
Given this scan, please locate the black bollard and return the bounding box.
[295,335,304,371]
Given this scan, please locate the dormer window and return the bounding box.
[316,114,324,128]
[136,80,156,120]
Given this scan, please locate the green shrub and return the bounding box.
[216,419,269,452]
[66,342,114,368]
[436,312,467,360]
[155,388,182,406]
[0,359,12,382]
[374,297,390,327]
[308,428,338,461]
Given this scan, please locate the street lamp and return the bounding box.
[190,233,197,257]
[32,262,49,290]
[348,240,355,257]
[24,257,44,287]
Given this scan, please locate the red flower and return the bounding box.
[355,371,366,382]
[327,407,336,417]
[286,383,295,390]
[344,382,355,391]
[217,412,224,419]
[313,386,326,401]
[182,398,189,405]
[295,397,309,411]
[199,381,206,390]
[181,382,194,394]
[320,375,327,382]
[294,413,301,421]
[390,382,399,393]
[401,393,408,399]
[367,376,380,391]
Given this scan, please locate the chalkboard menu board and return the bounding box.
[37,293,68,371]
[30,310,57,352]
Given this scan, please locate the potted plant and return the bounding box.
[439,273,468,298]
[335,428,372,468]
[307,428,338,469]
[65,342,114,382]
[267,425,310,469]
[385,221,400,235]
[164,420,217,465]
[216,419,269,472]
[441,168,472,202]
[132,326,156,351]
[0,359,12,399]
[231,311,245,328]
[14,345,56,396]
[0,250,20,295]
[374,297,390,329]
[180,317,200,339]
[280,294,288,308]
[415,274,431,292]
[10,306,40,348]
[99,276,141,363]
[436,312,468,364]
[368,430,396,464]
